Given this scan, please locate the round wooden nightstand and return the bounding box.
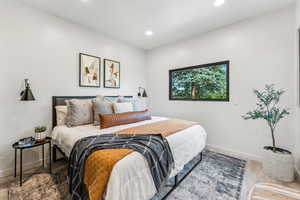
[12,137,52,186]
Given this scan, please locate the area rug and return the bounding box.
[8,150,246,200]
[152,150,246,200]
[8,165,70,200]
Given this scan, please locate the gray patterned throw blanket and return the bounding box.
[68,133,174,200]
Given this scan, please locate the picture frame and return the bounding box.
[104,59,120,88]
[79,53,101,88]
[169,61,230,102]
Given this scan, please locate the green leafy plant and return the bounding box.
[35,126,47,133]
[242,84,290,152]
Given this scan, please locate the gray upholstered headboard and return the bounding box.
[52,96,133,128]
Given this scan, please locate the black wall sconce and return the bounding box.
[138,87,148,98]
[20,79,35,101]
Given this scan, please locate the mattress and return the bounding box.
[52,116,207,200]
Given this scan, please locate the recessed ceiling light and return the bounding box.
[145,30,153,36]
[214,0,225,7]
[81,0,89,3]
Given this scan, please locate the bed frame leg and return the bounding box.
[174,175,178,186]
[53,145,57,163]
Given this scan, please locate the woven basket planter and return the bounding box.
[262,146,294,182]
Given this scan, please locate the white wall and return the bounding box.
[296,2,300,31]
[147,8,296,160]
[294,1,300,174]
[0,0,146,176]
[0,0,297,177]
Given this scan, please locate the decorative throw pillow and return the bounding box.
[55,106,68,126]
[100,110,151,129]
[132,98,147,111]
[115,96,126,103]
[95,95,105,101]
[65,99,93,127]
[92,99,114,125]
[116,97,147,112]
[113,102,134,113]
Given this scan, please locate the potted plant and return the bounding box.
[242,84,294,182]
[34,126,47,142]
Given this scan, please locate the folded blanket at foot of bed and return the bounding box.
[68,133,174,200]
[68,119,198,200]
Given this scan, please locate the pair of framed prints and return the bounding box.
[79,53,120,88]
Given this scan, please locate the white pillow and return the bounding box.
[55,106,68,126]
[116,97,147,111]
[113,102,133,113]
[132,98,147,111]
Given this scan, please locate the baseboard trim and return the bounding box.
[206,144,262,161]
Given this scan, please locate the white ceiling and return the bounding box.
[19,0,295,50]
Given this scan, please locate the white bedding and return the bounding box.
[52,116,207,200]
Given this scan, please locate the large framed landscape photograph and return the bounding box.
[169,61,230,101]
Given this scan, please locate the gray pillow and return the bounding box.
[92,99,114,125]
[66,99,93,127]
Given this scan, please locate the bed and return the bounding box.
[51,96,207,200]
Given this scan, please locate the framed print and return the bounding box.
[104,59,120,88]
[79,53,101,88]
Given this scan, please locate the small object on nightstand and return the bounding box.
[34,126,47,142]
[18,137,35,146]
[12,137,52,186]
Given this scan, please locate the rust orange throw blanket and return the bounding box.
[83,119,198,200]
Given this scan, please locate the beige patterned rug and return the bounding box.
[8,166,69,200]
[248,183,300,200]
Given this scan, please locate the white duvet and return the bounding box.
[52,116,207,200]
